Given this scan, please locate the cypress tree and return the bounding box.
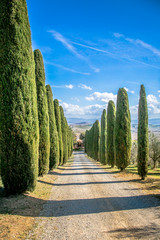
[0,0,39,194]
[64,117,69,161]
[137,85,149,180]
[60,106,68,164]
[67,126,73,157]
[85,130,88,153]
[46,85,59,169]
[115,88,131,171]
[107,101,116,167]
[34,49,50,176]
[54,99,63,165]
[94,120,101,161]
[100,109,107,164]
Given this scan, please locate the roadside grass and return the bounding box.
[0,156,74,240]
[86,154,160,197]
[102,164,160,197]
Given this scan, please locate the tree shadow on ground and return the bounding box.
[60,167,104,171]
[48,171,119,176]
[38,179,140,187]
[0,194,160,218]
[107,223,160,239]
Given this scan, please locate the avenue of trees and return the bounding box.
[0,0,73,195]
[85,85,151,180]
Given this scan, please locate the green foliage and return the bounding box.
[85,120,100,161]
[54,99,63,165]
[34,49,50,176]
[80,133,85,141]
[0,0,39,194]
[94,120,101,161]
[149,132,160,168]
[100,109,107,164]
[107,101,116,167]
[68,126,73,157]
[60,106,68,164]
[46,85,59,169]
[85,124,94,158]
[115,88,131,171]
[138,85,149,179]
[85,130,88,153]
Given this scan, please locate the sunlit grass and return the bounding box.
[125,165,160,179]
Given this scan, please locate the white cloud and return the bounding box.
[114,32,160,57]
[48,30,83,59]
[71,97,80,102]
[65,84,74,89]
[129,94,160,119]
[94,68,100,73]
[134,39,160,57]
[147,95,160,115]
[46,61,90,75]
[147,94,159,104]
[51,84,74,89]
[126,81,139,85]
[60,101,106,118]
[85,91,117,103]
[79,84,92,90]
[130,105,138,116]
[124,87,135,94]
[48,30,99,73]
[158,90,160,97]
[113,33,124,38]
[72,41,160,70]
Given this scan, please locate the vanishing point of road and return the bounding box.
[28,151,160,240]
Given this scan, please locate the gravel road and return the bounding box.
[29,151,160,240]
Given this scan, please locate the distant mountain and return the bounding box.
[67,118,98,125]
[68,117,160,126]
[148,118,160,125]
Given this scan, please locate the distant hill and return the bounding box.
[69,117,160,140]
[68,117,160,126]
[67,118,98,125]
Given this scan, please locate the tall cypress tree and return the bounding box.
[64,117,69,161]
[0,0,39,194]
[34,49,50,176]
[60,106,68,164]
[115,88,131,171]
[137,85,149,180]
[94,120,101,161]
[67,126,73,157]
[107,101,116,167]
[100,109,107,164]
[85,130,89,153]
[46,85,59,169]
[54,99,63,165]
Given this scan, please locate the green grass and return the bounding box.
[125,165,160,178]
[97,162,160,179]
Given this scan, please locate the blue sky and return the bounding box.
[27,0,160,120]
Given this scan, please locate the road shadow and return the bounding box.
[48,171,119,176]
[60,167,103,170]
[38,179,140,187]
[107,223,160,239]
[0,194,160,217]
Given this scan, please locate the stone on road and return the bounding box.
[29,152,160,240]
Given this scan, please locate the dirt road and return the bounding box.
[29,152,160,240]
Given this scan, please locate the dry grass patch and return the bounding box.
[0,157,73,240]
